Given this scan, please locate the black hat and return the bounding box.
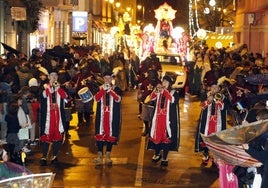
[103,71,113,77]
[163,75,173,84]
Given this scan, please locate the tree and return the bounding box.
[17,0,43,34]
[192,0,235,32]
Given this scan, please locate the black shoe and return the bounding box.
[211,161,218,168]
[152,154,162,163]
[141,131,148,137]
[201,156,210,166]
[78,122,84,126]
[51,156,58,164]
[65,132,71,139]
[160,160,168,167]
[40,158,47,166]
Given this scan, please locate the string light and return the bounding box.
[189,0,200,37]
[194,0,200,29]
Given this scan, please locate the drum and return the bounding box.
[140,104,154,121]
[78,87,93,103]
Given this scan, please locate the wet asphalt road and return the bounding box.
[25,88,220,188]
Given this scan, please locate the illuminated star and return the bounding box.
[236,89,243,97]
[154,2,177,21]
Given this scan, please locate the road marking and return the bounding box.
[111,157,128,164]
[134,136,146,187]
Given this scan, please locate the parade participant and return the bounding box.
[194,84,227,166]
[112,52,128,92]
[137,69,161,136]
[39,71,68,166]
[146,75,180,167]
[93,71,122,166]
[139,53,162,81]
[72,61,95,126]
[129,51,140,89]
[57,61,74,138]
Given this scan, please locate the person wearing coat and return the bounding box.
[93,71,122,166]
[146,75,180,167]
[39,71,67,166]
[194,84,227,166]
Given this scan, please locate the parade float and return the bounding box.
[141,2,190,89]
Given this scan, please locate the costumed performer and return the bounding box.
[93,71,123,166]
[146,75,180,167]
[39,71,67,166]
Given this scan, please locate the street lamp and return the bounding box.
[209,0,216,7]
[115,2,121,9]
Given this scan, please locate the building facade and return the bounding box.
[233,0,268,55]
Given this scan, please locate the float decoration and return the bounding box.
[141,2,190,60]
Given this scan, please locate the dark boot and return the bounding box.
[77,112,84,126]
[84,112,91,126]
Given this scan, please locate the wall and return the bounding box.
[234,0,268,55]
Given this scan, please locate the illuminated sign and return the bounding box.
[72,11,88,32]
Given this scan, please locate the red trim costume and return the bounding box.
[94,86,122,144]
[146,75,180,167]
[40,84,67,143]
[149,89,178,144]
[194,88,227,166]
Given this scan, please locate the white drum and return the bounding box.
[78,87,93,103]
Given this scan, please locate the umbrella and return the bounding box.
[204,119,268,145]
[201,119,268,167]
[201,135,261,167]
[0,42,22,56]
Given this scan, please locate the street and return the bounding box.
[26,88,220,188]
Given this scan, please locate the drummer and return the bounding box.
[137,69,161,136]
[72,61,96,126]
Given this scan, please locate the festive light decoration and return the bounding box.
[189,0,200,37]
[154,2,177,21]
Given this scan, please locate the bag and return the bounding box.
[18,127,29,140]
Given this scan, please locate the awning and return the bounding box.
[93,20,107,32]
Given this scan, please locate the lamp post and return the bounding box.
[137,0,145,24]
